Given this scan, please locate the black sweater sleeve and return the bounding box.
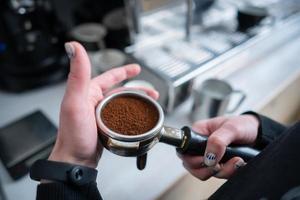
[36,182,102,200]
[243,111,288,150]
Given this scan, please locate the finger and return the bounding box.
[105,87,159,100]
[125,86,159,100]
[214,157,246,179]
[91,64,141,92]
[192,117,227,136]
[183,163,221,181]
[64,42,91,102]
[204,126,236,167]
[179,154,205,169]
[191,120,211,136]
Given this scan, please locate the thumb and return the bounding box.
[64,42,91,101]
[204,126,236,167]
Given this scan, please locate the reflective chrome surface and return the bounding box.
[96,91,164,142]
[95,90,164,156]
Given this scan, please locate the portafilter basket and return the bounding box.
[96,91,259,170]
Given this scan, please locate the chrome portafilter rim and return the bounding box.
[95,90,165,142]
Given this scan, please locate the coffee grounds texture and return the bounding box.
[101,96,159,135]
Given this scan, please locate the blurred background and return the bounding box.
[1,0,300,199]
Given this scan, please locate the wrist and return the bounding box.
[244,114,260,128]
[242,112,261,144]
[49,148,97,169]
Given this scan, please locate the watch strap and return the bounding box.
[30,159,98,186]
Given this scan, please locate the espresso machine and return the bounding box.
[0,0,141,92]
[125,0,300,113]
[0,0,69,92]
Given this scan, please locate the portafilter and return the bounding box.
[95,91,259,170]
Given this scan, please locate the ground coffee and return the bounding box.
[101,95,159,135]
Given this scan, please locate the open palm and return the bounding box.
[49,42,158,168]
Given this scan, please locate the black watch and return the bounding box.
[30,159,98,186]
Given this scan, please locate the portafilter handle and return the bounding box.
[160,126,260,163]
[178,127,260,163]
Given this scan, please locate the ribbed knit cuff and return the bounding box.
[36,182,101,200]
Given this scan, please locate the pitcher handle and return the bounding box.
[226,90,246,113]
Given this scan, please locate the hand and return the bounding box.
[48,42,159,168]
[178,115,259,180]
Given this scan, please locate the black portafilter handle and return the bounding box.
[177,127,260,163]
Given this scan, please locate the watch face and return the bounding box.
[69,166,85,185]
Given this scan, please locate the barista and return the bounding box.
[30,42,300,200]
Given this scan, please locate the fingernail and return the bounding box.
[211,165,221,176]
[64,43,75,59]
[204,152,217,167]
[234,160,246,169]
